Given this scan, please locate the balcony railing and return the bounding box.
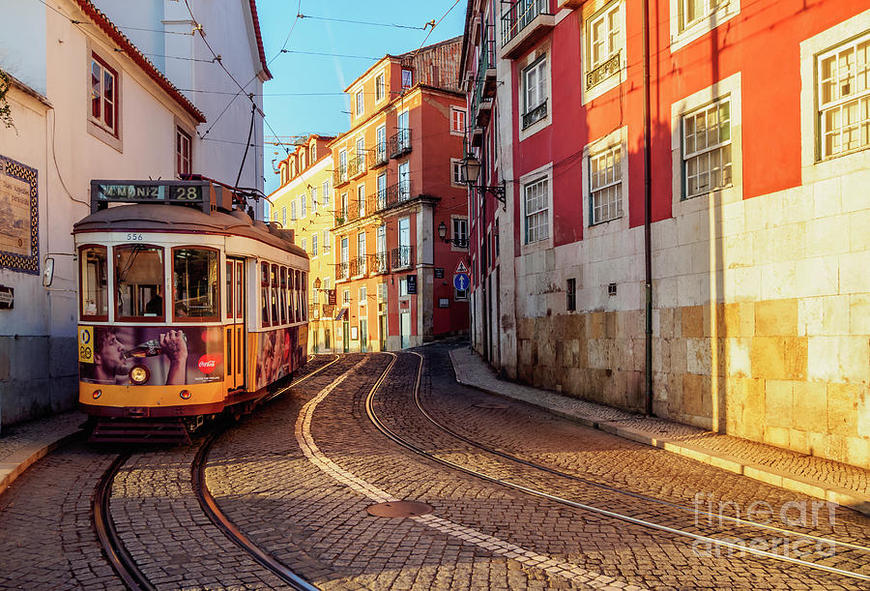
[370,251,389,274]
[501,0,550,47]
[450,237,469,249]
[522,98,548,129]
[368,145,389,169]
[389,129,412,158]
[391,246,414,270]
[333,164,348,187]
[335,261,349,281]
[587,52,621,90]
[348,154,365,179]
[375,181,414,212]
[349,256,367,277]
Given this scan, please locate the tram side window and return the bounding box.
[289,268,296,322]
[279,267,288,325]
[295,270,302,322]
[173,248,219,320]
[270,264,279,325]
[80,246,108,319]
[226,261,233,318]
[260,261,270,326]
[301,272,308,321]
[115,245,164,320]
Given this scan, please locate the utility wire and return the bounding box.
[281,49,379,61]
[296,13,428,31]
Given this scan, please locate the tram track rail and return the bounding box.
[92,355,345,591]
[365,351,870,583]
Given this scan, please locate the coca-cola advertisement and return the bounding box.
[254,326,305,390]
[79,325,224,385]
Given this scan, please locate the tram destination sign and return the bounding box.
[90,180,212,213]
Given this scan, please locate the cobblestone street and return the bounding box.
[0,347,868,590]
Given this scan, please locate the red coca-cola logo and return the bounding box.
[197,354,222,375]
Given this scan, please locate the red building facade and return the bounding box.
[461,1,870,467]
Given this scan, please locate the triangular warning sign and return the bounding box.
[455,260,469,274]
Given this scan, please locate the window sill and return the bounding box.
[670,5,739,53]
[88,119,122,153]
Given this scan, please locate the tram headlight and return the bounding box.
[92,389,102,400]
[130,365,150,385]
[179,389,192,400]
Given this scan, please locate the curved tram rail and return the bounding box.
[365,351,870,583]
[94,356,341,591]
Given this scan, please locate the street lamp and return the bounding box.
[460,154,505,206]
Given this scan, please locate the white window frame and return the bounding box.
[311,186,318,213]
[518,48,552,142]
[450,158,465,187]
[300,193,307,217]
[800,10,870,183]
[355,88,364,117]
[310,140,317,161]
[357,231,367,276]
[451,216,469,251]
[312,233,318,257]
[175,125,192,178]
[519,163,553,251]
[818,32,870,160]
[582,126,629,234]
[290,200,297,221]
[669,0,740,53]
[450,106,467,136]
[398,160,411,201]
[375,71,386,102]
[322,180,331,205]
[282,206,287,226]
[681,98,733,200]
[357,183,366,217]
[87,46,123,151]
[671,72,743,215]
[582,0,627,104]
[339,150,348,181]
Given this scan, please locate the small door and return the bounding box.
[359,319,368,353]
[378,314,387,351]
[342,320,350,353]
[400,311,411,349]
[226,258,246,390]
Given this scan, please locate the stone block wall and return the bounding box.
[510,171,870,468]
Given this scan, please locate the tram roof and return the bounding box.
[73,204,306,257]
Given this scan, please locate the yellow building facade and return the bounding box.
[268,135,337,354]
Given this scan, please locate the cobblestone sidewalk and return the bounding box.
[0,410,86,496]
[449,346,870,515]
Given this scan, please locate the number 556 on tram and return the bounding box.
[73,180,309,442]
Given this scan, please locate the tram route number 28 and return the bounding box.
[78,325,94,364]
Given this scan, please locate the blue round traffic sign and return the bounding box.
[453,273,470,291]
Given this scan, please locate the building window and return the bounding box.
[376,124,387,161]
[357,231,367,274]
[355,89,364,116]
[398,161,410,201]
[300,193,307,217]
[343,289,350,305]
[90,54,119,136]
[450,107,466,135]
[300,150,307,170]
[818,33,870,159]
[359,286,367,308]
[566,278,577,312]
[451,159,464,186]
[339,150,348,181]
[357,184,366,217]
[312,234,318,256]
[452,217,468,248]
[176,128,192,177]
[322,180,330,204]
[341,193,348,221]
[311,186,318,213]
[282,206,287,226]
[402,68,413,88]
[301,238,307,252]
[377,173,387,209]
[682,97,732,199]
[375,73,386,102]
[589,145,623,224]
[586,1,623,91]
[679,0,728,33]
[310,141,317,161]
[323,229,331,253]
[290,201,297,220]
[523,177,549,244]
[523,56,548,129]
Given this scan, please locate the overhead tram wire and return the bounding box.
[295,13,428,31]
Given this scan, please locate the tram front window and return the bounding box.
[115,245,164,320]
[80,246,108,319]
[173,248,219,320]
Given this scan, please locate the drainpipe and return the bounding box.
[642,0,654,416]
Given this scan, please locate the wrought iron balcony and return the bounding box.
[335,261,349,281]
[450,237,469,249]
[522,98,548,129]
[368,145,389,169]
[333,164,348,187]
[390,246,414,270]
[349,256,367,277]
[348,154,366,179]
[389,129,412,158]
[374,181,414,212]
[370,251,390,274]
[500,0,555,59]
[586,52,621,90]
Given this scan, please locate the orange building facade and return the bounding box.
[329,38,470,352]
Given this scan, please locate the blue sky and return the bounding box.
[257,0,467,194]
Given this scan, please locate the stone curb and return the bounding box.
[448,354,870,517]
[0,425,84,497]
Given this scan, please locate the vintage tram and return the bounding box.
[74,179,308,442]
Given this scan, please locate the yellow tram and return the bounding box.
[74,180,308,441]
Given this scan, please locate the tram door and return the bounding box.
[226,258,246,390]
